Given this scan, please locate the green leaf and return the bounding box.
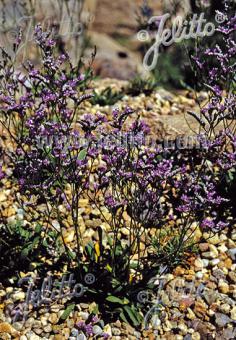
[32,236,40,248]
[35,224,42,234]
[106,296,129,305]
[124,305,140,326]
[120,311,129,324]
[68,250,76,260]
[21,247,29,258]
[60,304,75,320]
[85,242,95,260]
[42,239,48,247]
[131,305,143,323]
[78,150,87,160]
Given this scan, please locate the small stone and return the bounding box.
[44,325,52,333]
[163,320,172,332]
[0,322,19,336]
[34,328,43,335]
[221,328,236,339]
[194,227,202,241]
[12,322,24,331]
[55,335,66,340]
[20,336,27,340]
[32,320,41,328]
[230,306,236,320]
[209,245,219,257]
[48,313,59,325]
[0,192,7,202]
[210,259,220,266]
[179,298,194,311]
[121,227,129,236]
[219,303,231,314]
[199,243,209,252]
[194,301,207,317]
[165,274,174,282]
[194,258,204,270]
[79,312,89,320]
[228,248,236,261]
[71,328,79,337]
[185,274,194,281]
[80,303,89,309]
[208,234,221,245]
[191,332,201,340]
[218,279,229,294]
[229,284,236,297]
[93,325,103,335]
[151,315,161,329]
[25,317,35,328]
[66,319,74,329]
[178,323,188,335]
[215,313,232,327]
[218,244,228,253]
[219,234,227,242]
[40,316,48,326]
[195,272,203,279]
[174,267,185,275]
[134,330,141,338]
[112,328,121,336]
[218,261,229,271]
[62,328,71,338]
[77,333,87,340]
[103,324,112,336]
[114,320,121,328]
[224,258,233,269]
[174,336,184,340]
[160,292,171,306]
[208,308,217,316]
[0,290,6,298]
[213,268,225,280]
[228,271,236,283]
[79,198,89,207]
[184,335,192,340]
[26,331,41,340]
[202,259,209,267]
[186,308,196,320]
[6,287,13,294]
[202,251,215,259]
[227,239,236,249]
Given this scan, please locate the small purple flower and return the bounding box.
[76,321,85,329]
[216,221,229,229]
[201,219,215,229]
[0,166,5,180]
[85,324,94,336]
[91,315,99,324]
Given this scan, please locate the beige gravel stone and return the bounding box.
[48,313,58,325]
[230,306,236,320]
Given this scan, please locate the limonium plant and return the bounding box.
[0,5,235,300]
[189,0,236,135]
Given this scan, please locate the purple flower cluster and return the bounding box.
[191,1,236,132]
[76,316,110,339]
